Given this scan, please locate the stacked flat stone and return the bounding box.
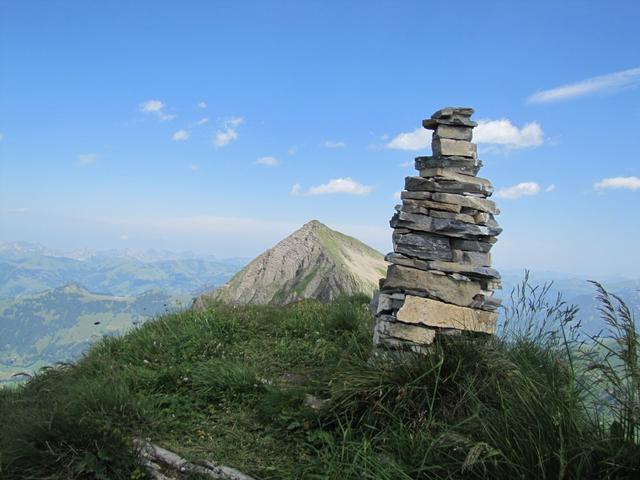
[373,107,502,352]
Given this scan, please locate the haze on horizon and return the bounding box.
[1,1,639,278]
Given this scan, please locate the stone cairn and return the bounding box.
[373,107,502,352]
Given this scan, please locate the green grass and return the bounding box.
[1,286,639,479]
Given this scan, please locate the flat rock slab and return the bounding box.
[434,124,473,141]
[383,264,482,308]
[431,192,499,214]
[418,168,491,187]
[423,107,477,129]
[402,198,462,214]
[415,156,481,176]
[432,138,477,159]
[397,295,497,334]
[393,211,502,238]
[393,230,452,261]
[405,176,493,197]
[451,239,494,253]
[385,253,501,280]
[377,318,436,345]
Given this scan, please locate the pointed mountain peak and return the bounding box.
[194,221,388,307]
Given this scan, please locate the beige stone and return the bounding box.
[396,295,497,334]
[474,212,490,225]
[383,265,482,308]
[435,124,473,141]
[432,138,477,158]
[401,191,432,201]
[431,192,499,214]
[402,198,461,214]
[380,320,436,344]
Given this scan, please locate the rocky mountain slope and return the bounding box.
[194,220,388,307]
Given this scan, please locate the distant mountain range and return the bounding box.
[194,220,388,307]
[0,241,246,380]
[0,241,245,299]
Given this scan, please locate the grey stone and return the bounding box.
[401,190,432,201]
[405,176,493,197]
[392,230,452,261]
[415,156,481,176]
[393,211,432,231]
[385,252,431,271]
[486,214,500,228]
[369,290,380,314]
[376,292,406,314]
[421,259,500,280]
[434,124,473,141]
[430,192,499,214]
[428,209,476,224]
[433,107,474,117]
[457,250,491,267]
[395,212,502,238]
[432,138,477,158]
[471,293,502,311]
[451,239,494,253]
[423,107,477,129]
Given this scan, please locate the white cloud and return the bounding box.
[594,176,640,191]
[495,182,541,200]
[214,116,244,148]
[392,191,402,200]
[255,156,280,167]
[295,178,374,196]
[474,119,544,148]
[78,153,98,165]
[140,99,175,121]
[197,101,207,109]
[528,67,640,104]
[140,100,164,113]
[189,118,209,128]
[215,129,237,147]
[324,140,346,148]
[387,128,431,151]
[172,129,189,141]
[546,184,556,192]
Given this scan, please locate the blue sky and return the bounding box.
[1,0,639,277]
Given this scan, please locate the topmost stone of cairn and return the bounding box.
[422,107,477,130]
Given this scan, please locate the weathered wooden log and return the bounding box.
[135,439,256,480]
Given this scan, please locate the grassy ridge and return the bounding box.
[1,287,639,479]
